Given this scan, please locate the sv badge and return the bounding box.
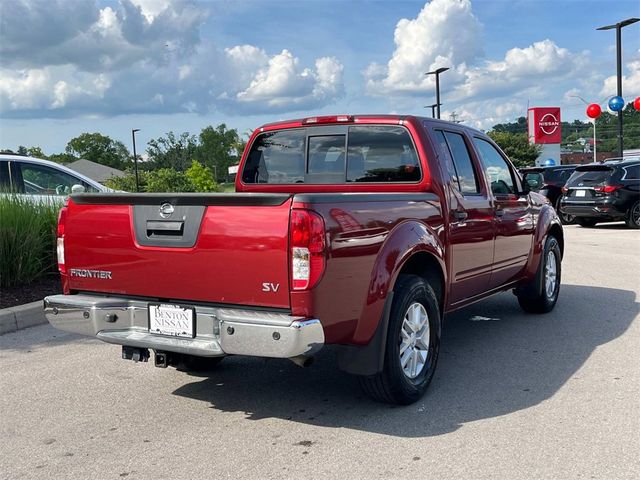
[262,283,280,293]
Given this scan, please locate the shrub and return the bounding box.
[0,195,60,287]
[186,161,220,192]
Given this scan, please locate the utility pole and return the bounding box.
[424,103,440,118]
[450,111,462,124]
[132,129,140,192]
[425,67,449,119]
[597,18,639,158]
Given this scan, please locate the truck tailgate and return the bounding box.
[63,193,293,309]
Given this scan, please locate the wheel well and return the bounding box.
[549,224,564,258]
[397,252,445,310]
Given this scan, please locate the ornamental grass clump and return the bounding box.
[0,195,60,287]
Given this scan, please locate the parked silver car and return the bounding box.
[0,154,110,201]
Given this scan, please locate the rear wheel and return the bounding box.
[626,201,640,229]
[576,218,597,228]
[359,274,441,405]
[555,199,574,225]
[516,236,561,313]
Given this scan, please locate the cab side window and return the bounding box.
[473,138,516,195]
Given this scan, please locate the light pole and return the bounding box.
[425,103,441,118]
[426,67,449,119]
[131,129,140,192]
[597,17,639,158]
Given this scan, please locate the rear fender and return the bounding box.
[523,204,564,281]
[351,220,445,345]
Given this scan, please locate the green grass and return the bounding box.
[0,195,60,287]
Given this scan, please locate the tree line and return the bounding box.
[1,124,247,192]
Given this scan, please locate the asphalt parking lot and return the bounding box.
[1,224,639,480]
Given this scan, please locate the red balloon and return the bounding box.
[634,96,640,111]
[586,103,601,119]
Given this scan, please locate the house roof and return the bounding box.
[66,159,125,184]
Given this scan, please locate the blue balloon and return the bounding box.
[608,96,625,112]
[544,158,556,166]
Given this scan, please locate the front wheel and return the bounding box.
[516,236,561,313]
[359,275,441,405]
[626,201,640,229]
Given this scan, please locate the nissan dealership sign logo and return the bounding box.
[539,113,560,135]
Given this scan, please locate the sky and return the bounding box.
[1,0,639,155]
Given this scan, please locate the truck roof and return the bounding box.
[258,114,485,135]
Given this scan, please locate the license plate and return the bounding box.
[575,189,586,197]
[149,304,195,338]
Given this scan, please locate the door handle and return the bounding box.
[452,210,468,221]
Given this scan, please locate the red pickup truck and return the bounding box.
[44,115,563,404]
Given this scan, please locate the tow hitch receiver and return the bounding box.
[154,351,169,368]
[122,346,150,363]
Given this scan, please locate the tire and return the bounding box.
[625,201,640,229]
[175,355,224,372]
[576,218,597,228]
[359,274,441,405]
[516,236,561,314]
[555,199,574,225]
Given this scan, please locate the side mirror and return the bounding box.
[71,184,86,194]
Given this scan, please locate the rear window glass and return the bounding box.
[346,126,420,182]
[242,126,420,184]
[566,168,613,186]
[241,129,306,184]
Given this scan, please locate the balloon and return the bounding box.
[586,103,601,119]
[608,95,625,112]
[634,96,640,111]
[544,158,556,166]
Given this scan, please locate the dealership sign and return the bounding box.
[528,107,562,144]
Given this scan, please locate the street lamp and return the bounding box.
[131,129,140,192]
[597,17,639,158]
[424,103,441,118]
[425,67,449,119]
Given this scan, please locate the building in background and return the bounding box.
[528,107,561,167]
[66,159,125,185]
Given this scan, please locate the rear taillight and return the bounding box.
[290,209,325,290]
[594,185,621,193]
[56,206,68,274]
[561,186,568,194]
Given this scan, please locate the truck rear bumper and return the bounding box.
[44,294,324,359]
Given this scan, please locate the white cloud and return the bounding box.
[365,0,482,95]
[0,0,345,118]
[600,59,640,99]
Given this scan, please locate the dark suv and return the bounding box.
[521,165,577,224]
[560,160,640,228]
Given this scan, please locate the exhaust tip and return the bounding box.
[289,355,314,368]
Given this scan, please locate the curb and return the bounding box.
[0,301,47,335]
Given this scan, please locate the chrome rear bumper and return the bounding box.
[44,295,324,359]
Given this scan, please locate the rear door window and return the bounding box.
[435,131,480,194]
[0,161,10,191]
[18,162,88,195]
[622,164,640,180]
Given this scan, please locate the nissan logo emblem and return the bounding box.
[159,202,175,218]
[539,113,559,136]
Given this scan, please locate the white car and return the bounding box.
[0,154,110,201]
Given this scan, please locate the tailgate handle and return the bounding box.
[146,220,184,237]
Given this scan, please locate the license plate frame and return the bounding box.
[148,303,196,338]
[575,189,586,197]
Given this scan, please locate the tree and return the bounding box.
[104,170,147,192]
[196,124,243,181]
[47,153,78,164]
[487,131,541,168]
[185,161,220,192]
[146,132,198,172]
[65,133,131,169]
